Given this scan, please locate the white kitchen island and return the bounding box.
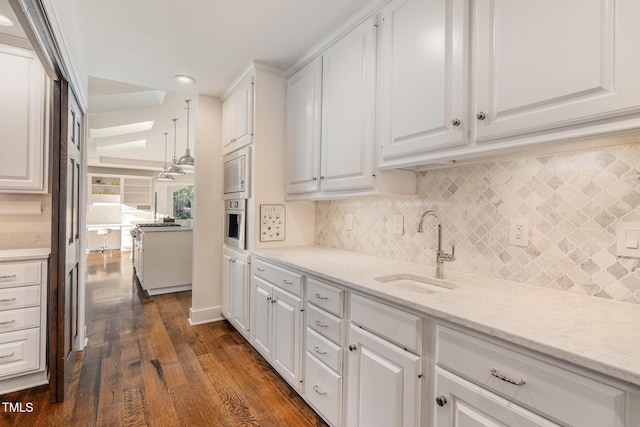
[133,225,193,295]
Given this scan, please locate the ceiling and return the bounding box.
[51,0,375,170]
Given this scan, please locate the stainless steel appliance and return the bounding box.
[224,199,246,249]
[223,146,250,199]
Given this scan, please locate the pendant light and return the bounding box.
[165,118,185,176]
[176,99,195,170]
[156,132,175,181]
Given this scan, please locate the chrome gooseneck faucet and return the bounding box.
[418,210,456,279]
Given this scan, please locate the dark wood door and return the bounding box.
[51,80,84,402]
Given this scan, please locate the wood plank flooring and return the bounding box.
[0,250,327,426]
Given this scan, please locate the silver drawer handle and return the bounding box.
[256,268,265,272]
[0,298,16,303]
[283,280,293,285]
[313,385,326,396]
[314,293,328,300]
[0,320,16,325]
[0,352,14,359]
[0,275,17,279]
[490,368,526,386]
[314,320,328,328]
[313,346,327,355]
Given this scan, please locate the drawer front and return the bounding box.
[307,303,344,345]
[306,327,343,374]
[253,258,303,297]
[305,352,343,427]
[0,328,40,378]
[0,307,40,332]
[307,278,344,318]
[0,262,41,289]
[0,286,41,311]
[350,293,422,355]
[436,325,625,427]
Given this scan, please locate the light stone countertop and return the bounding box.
[251,245,640,388]
[0,248,50,261]
[138,227,193,232]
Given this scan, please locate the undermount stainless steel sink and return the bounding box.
[374,273,457,294]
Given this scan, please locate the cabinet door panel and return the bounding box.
[474,0,640,141]
[250,277,271,359]
[272,286,303,390]
[321,18,376,191]
[348,325,421,427]
[234,79,254,147]
[379,0,468,162]
[435,367,560,427]
[221,247,233,319]
[285,57,322,194]
[231,254,250,337]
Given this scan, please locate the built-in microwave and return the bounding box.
[223,146,250,200]
[224,198,246,249]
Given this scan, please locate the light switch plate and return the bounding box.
[345,214,353,231]
[392,215,404,235]
[616,222,640,257]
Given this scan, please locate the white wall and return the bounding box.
[189,94,223,325]
[0,194,51,249]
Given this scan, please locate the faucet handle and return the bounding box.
[450,242,456,257]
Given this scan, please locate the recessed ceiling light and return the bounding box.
[0,15,14,27]
[173,75,196,85]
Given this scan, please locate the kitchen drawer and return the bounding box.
[0,262,41,289]
[305,351,343,427]
[0,286,41,311]
[307,303,344,345]
[307,277,344,318]
[0,328,40,378]
[253,258,303,297]
[436,325,625,427]
[306,327,343,374]
[350,293,422,355]
[0,307,40,332]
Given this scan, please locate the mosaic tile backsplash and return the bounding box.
[315,142,640,304]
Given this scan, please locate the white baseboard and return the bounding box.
[188,305,224,325]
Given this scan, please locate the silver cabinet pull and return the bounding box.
[314,293,328,300]
[0,352,14,359]
[313,385,326,395]
[435,395,447,407]
[0,320,15,325]
[256,268,265,272]
[490,368,526,386]
[314,320,328,328]
[0,298,16,303]
[0,275,17,279]
[451,118,461,126]
[312,177,318,181]
[476,111,486,120]
[283,280,293,285]
[313,346,327,355]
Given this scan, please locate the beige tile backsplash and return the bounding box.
[316,142,640,304]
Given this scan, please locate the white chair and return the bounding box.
[96,228,111,252]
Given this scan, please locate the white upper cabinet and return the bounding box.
[378,0,469,164]
[222,73,254,155]
[473,0,640,142]
[285,56,322,194]
[0,43,49,193]
[285,17,390,197]
[320,16,377,192]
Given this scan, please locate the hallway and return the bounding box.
[0,251,325,426]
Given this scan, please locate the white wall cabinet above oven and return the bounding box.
[222,72,254,155]
[378,0,640,170]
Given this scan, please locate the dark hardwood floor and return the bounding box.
[0,250,326,426]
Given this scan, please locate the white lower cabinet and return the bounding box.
[347,294,423,427]
[0,255,49,394]
[221,246,251,338]
[434,324,629,427]
[250,261,303,391]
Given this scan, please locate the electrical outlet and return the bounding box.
[392,215,404,235]
[345,213,353,231]
[509,218,529,246]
